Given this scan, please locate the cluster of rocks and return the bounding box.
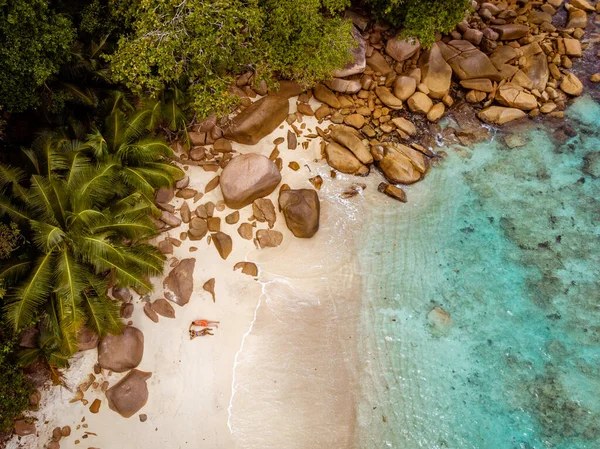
[205,0,597,202]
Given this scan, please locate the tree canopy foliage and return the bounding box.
[0,0,75,113]
[107,0,354,117]
[363,0,471,47]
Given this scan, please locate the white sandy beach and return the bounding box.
[7,95,390,449]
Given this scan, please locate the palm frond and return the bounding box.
[0,259,32,287]
[123,243,165,275]
[20,147,41,175]
[54,249,87,320]
[75,234,127,265]
[3,251,56,330]
[94,255,153,292]
[29,175,60,224]
[0,193,31,222]
[0,163,29,200]
[62,83,99,107]
[116,139,172,165]
[119,166,172,196]
[90,215,156,240]
[81,291,123,336]
[104,109,126,153]
[71,162,120,210]
[123,109,153,142]
[29,220,66,251]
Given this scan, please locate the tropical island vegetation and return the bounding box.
[0,0,503,438]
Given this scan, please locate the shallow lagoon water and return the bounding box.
[356,96,600,448]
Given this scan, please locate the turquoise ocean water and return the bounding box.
[356,96,600,449]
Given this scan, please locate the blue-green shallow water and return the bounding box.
[356,96,600,449]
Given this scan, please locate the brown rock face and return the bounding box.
[439,40,501,82]
[379,147,422,185]
[163,258,196,306]
[333,27,366,78]
[151,298,175,318]
[212,232,233,260]
[238,223,253,240]
[407,92,433,114]
[386,36,420,61]
[560,73,583,96]
[393,76,417,101]
[14,420,36,436]
[98,326,144,373]
[374,86,403,110]
[378,183,407,202]
[419,43,452,99]
[366,51,392,75]
[523,52,549,92]
[143,302,159,322]
[278,189,320,238]
[256,230,284,248]
[313,83,341,109]
[477,106,527,125]
[223,95,289,145]
[233,262,259,277]
[491,24,530,40]
[325,142,369,176]
[106,369,152,418]
[330,128,373,164]
[496,84,538,110]
[252,199,276,228]
[220,153,281,209]
[77,327,99,351]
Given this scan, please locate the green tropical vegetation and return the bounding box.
[0,0,469,436]
[364,0,472,46]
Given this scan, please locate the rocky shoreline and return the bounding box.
[7,0,600,447]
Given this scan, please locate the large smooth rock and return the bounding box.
[375,86,403,109]
[98,327,144,373]
[163,258,196,306]
[278,189,320,238]
[325,142,369,176]
[393,76,417,101]
[393,144,428,174]
[14,420,36,436]
[419,43,452,99]
[256,230,283,248]
[331,128,373,164]
[560,73,583,96]
[439,40,501,82]
[407,92,433,114]
[212,232,233,260]
[223,95,289,145]
[386,36,420,62]
[491,24,530,40]
[151,298,175,319]
[77,327,99,351]
[496,83,538,110]
[522,52,549,92]
[326,78,362,94]
[333,27,366,78]
[220,153,281,209]
[313,83,341,109]
[366,51,392,75]
[379,147,422,184]
[106,369,151,418]
[477,106,527,125]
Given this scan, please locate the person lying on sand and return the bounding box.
[190,319,220,328]
[189,328,214,339]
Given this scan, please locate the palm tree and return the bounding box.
[0,112,181,364]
